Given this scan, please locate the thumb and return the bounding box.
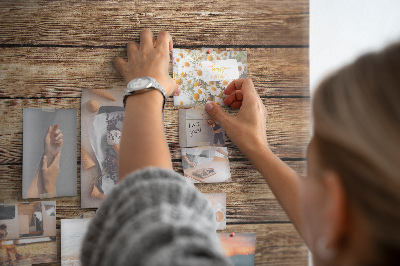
[205,102,231,128]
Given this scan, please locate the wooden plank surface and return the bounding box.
[0,0,310,265]
[0,160,306,223]
[0,0,309,46]
[0,48,309,98]
[0,98,310,165]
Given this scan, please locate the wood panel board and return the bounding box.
[0,47,309,98]
[0,0,309,46]
[0,160,306,223]
[0,98,310,164]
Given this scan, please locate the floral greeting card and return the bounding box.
[173,49,247,106]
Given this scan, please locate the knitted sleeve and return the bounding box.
[81,167,232,266]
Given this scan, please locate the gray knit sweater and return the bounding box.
[81,167,232,266]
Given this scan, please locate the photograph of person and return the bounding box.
[22,109,77,199]
[182,147,231,183]
[179,109,225,148]
[0,201,57,264]
[201,113,224,147]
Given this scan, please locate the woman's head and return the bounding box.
[304,43,400,265]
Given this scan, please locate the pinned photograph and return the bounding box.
[204,193,226,230]
[22,108,77,199]
[81,89,124,208]
[173,48,247,106]
[219,233,257,266]
[61,219,92,266]
[179,109,225,148]
[0,201,57,265]
[181,147,231,183]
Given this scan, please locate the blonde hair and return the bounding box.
[312,43,400,264]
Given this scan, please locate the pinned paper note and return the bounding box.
[198,59,239,82]
[173,48,247,106]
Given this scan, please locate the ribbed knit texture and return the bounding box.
[81,167,232,266]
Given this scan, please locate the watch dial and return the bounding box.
[132,77,150,90]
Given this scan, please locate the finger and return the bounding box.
[223,90,243,106]
[126,41,139,59]
[230,101,242,109]
[224,79,245,95]
[42,156,48,171]
[55,133,63,141]
[54,129,61,135]
[171,85,182,96]
[45,126,52,138]
[155,31,173,53]
[113,57,127,74]
[139,29,154,52]
[52,124,59,133]
[56,139,64,147]
[205,102,231,129]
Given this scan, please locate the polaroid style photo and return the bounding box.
[0,201,57,265]
[22,108,77,199]
[81,89,124,208]
[181,147,231,183]
[173,48,247,106]
[61,219,92,265]
[204,193,226,230]
[219,233,257,266]
[179,109,225,148]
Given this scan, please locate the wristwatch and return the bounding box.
[123,77,166,108]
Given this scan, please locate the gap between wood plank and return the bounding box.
[0,44,309,49]
[0,96,310,100]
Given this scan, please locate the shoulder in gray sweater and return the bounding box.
[81,167,232,266]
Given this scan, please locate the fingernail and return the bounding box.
[177,86,182,95]
[43,156,47,159]
[205,102,214,111]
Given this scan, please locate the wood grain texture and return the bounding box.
[0,98,309,164]
[0,0,308,46]
[0,47,309,98]
[0,160,306,223]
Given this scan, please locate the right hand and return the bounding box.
[205,78,268,155]
[188,162,197,167]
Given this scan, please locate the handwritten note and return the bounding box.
[198,59,239,82]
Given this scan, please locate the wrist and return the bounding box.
[125,90,164,110]
[43,182,56,196]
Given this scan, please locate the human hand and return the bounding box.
[113,29,180,97]
[205,78,268,155]
[41,152,61,197]
[44,124,63,165]
[189,161,197,167]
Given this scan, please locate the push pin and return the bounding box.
[230,232,235,237]
[206,49,212,54]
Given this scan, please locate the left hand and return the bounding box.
[113,29,180,97]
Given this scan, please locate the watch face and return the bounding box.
[131,77,151,90]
